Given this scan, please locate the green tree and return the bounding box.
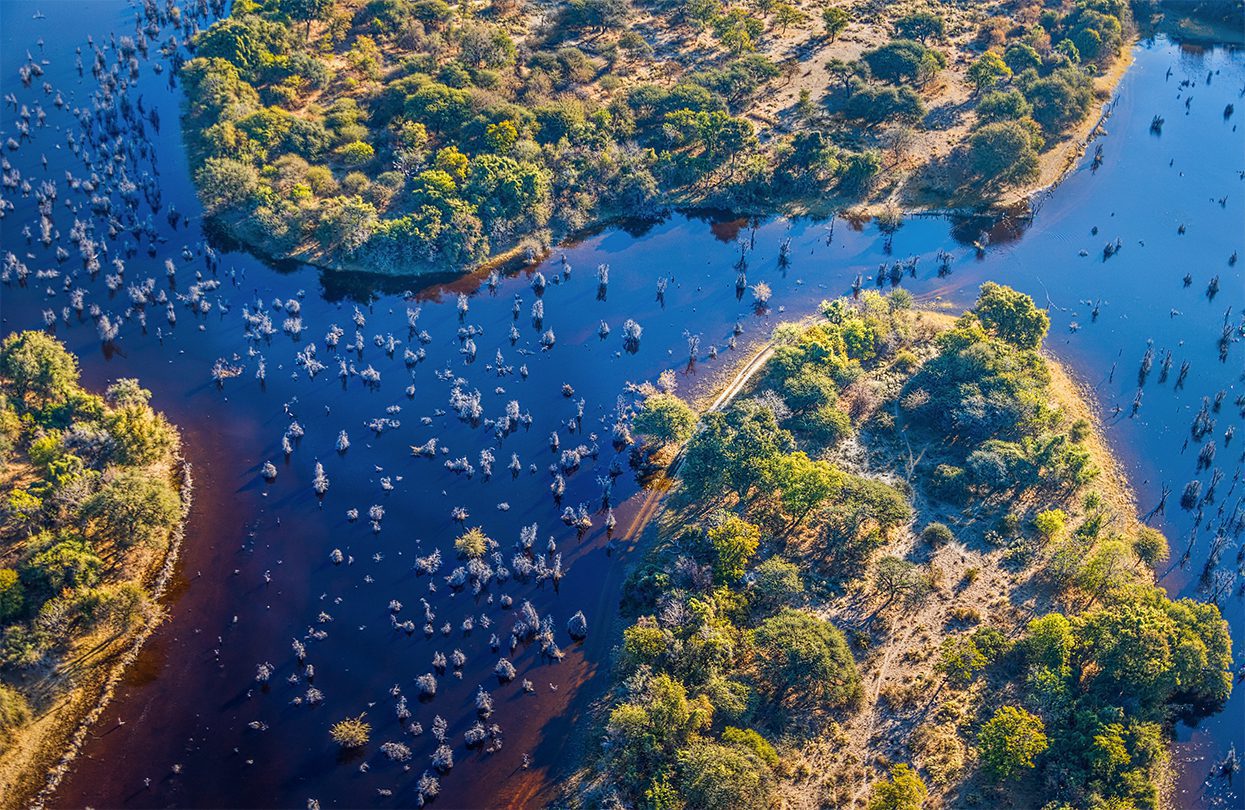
[1072,598,1232,712]
[1075,538,1132,603]
[607,674,713,783]
[1024,613,1073,673]
[978,705,1048,780]
[972,282,1050,350]
[825,57,858,92]
[1025,68,1093,135]
[783,367,837,413]
[705,516,761,584]
[976,88,1032,123]
[938,634,987,685]
[104,379,150,408]
[634,393,697,447]
[462,154,550,226]
[1003,42,1041,74]
[84,470,181,549]
[318,195,378,255]
[842,84,925,126]
[748,557,805,613]
[26,535,103,594]
[561,0,629,32]
[866,763,928,809]
[752,608,860,708]
[772,2,807,34]
[0,331,80,409]
[1034,508,1067,542]
[278,0,332,36]
[862,40,945,86]
[1132,527,1169,567]
[873,555,930,605]
[967,51,1011,94]
[968,121,1039,187]
[720,725,779,767]
[105,404,178,466]
[822,5,849,41]
[766,451,840,528]
[894,11,944,43]
[335,141,375,166]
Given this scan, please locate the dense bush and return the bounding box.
[968,121,1041,186]
[862,39,946,85]
[1011,592,1230,805]
[595,287,1226,808]
[752,608,861,709]
[954,0,1124,191]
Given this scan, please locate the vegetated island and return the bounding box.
[181,0,1141,276]
[0,332,189,809]
[571,285,1233,809]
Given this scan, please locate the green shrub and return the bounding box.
[721,726,779,767]
[675,740,774,808]
[922,522,955,547]
[0,569,24,621]
[929,464,968,503]
[866,763,928,810]
[748,557,805,613]
[978,706,1048,780]
[336,140,375,166]
[1034,508,1067,542]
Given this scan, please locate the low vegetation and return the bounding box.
[0,332,185,802]
[182,0,1132,275]
[574,286,1231,808]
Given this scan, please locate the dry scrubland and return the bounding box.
[184,0,1136,274]
[577,286,1233,810]
[0,333,188,809]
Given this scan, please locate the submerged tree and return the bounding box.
[330,714,371,748]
